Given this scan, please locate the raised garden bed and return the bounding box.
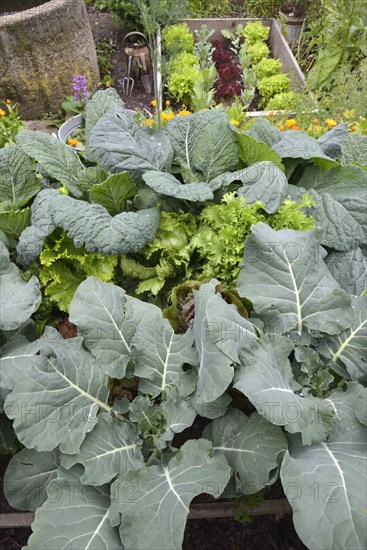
[179,17,305,115]
[181,18,305,88]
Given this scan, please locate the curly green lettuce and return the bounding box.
[191,193,315,287]
[120,211,197,296]
[39,230,118,312]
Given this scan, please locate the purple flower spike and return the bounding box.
[72,74,90,102]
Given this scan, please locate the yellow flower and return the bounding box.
[291,125,301,130]
[165,100,171,106]
[151,99,157,107]
[0,109,6,117]
[145,119,153,125]
[161,112,168,121]
[166,113,175,121]
[279,125,285,131]
[285,119,297,128]
[178,109,191,116]
[325,118,337,128]
[314,126,323,133]
[68,138,79,147]
[312,117,319,124]
[201,108,209,111]
[230,119,240,127]
[5,99,12,104]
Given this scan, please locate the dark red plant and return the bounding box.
[212,48,232,66]
[216,82,242,100]
[217,63,241,83]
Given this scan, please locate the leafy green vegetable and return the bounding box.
[0,243,41,330]
[193,193,315,288]
[38,231,118,312]
[90,109,174,179]
[238,223,355,336]
[165,109,239,182]
[110,439,231,550]
[16,130,83,197]
[17,189,160,264]
[90,172,136,215]
[0,145,40,207]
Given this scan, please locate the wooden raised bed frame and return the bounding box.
[180,17,306,116]
[0,499,291,529]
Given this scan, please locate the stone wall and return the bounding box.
[0,0,100,118]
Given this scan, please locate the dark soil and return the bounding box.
[87,7,154,113]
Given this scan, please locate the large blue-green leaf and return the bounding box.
[246,118,282,147]
[238,223,354,336]
[281,385,367,550]
[69,277,161,379]
[61,413,144,485]
[204,410,287,494]
[109,439,231,550]
[5,339,110,454]
[16,131,83,197]
[0,332,46,390]
[131,315,198,398]
[85,88,125,157]
[0,244,41,330]
[341,133,367,169]
[17,189,160,264]
[142,171,214,202]
[166,109,239,182]
[272,130,338,169]
[234,336,335,444]
[90,109,173,179]
[193,280,257,404]
[318,295,367,382]
[317,123,349,159]
[24,466,122,550]
[4,448,60,511]
[295,164,367,251]
[0,144,40,207]
[325,248,367,296]
[236,161,288,213]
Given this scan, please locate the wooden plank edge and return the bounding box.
[188,499,292,519]
[0,499,292,528]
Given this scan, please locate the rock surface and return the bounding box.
[0,0,100,119]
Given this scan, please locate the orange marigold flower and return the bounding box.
[351,125,357,131]
[5,99,12,104]
[230,119,240,127]
[312,117,319,124]
[178,109,191,116]
[279,125,285,131]
[285,118,297,128]
[268,111,274,116]
[145,119,153,125]
[68,138,79,147]
[165,100,171,106]
[325,118,337,128]
[291,125,301,130]
[151,99,157,107]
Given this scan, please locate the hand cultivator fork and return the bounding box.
[121,55,134,97]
